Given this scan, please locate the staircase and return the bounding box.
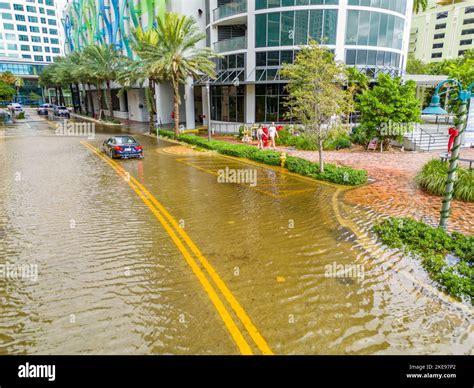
[403,128,450,152]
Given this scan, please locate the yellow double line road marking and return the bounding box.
[80,141,273,355]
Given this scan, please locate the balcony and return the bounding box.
[213,1,247,22]
[213,36,247,53]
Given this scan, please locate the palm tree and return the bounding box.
[117,27,163,133]
[413,0,428,13]
[0,71,17,86]
[82,44,127,120]
[140,13,217,137]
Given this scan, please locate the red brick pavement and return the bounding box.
[212,135,474,235]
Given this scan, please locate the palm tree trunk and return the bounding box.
[97,83,105,120]
[172,78,180,138]
[106,80,114,119]
[87,83,95,117]
[319,138,324,173]
[148,78,156,134]
[75,83,82,114]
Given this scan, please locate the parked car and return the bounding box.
[37,104,50,115]
[103,136,144,159]
[7,103,23,112]
[53,106,70,118]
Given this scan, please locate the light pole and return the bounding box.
[205,80,212,142]
[423,79,474,229]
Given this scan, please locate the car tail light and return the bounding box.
[114,146,123,151]
[135,146,142,151]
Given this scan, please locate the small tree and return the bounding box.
[0,80,15,101]
[357,73,421,150]
[280,41,350,173]
[346,66,369,124]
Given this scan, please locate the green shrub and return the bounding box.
[16,111,25,119]
[276,129,317,150]
[173,135,367,186]
[158,129,176,139]
[373,217,473,303]
[285,156,368,185]
[416,159,474,202]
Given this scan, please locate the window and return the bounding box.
[1,12,12,19]
[0,2,11,10]
[464,18,474,25]
[436,12,448,19]
[28,16,38,23]
[49,28,58,35]
[46,56,51,62]
[5,33,15,40]
[26,5,36,12]
[3,22,14,30]
[31,36,40,42]
[43,37,49,43]
[22,54,31,59]
[30,26,40,33]
[52,47,60,53]
[432,52,442,58]
[7,44,17,50]
[15,14,25,21]
[13,4,24,11]
[46,9,55,16]
[44,46,50,52]
[432,43,443,49]
[40,17,46,23]
[459,50,467,56]
[435,23,446,30]
[34,55,43,61]
[465,6,474,14]
[50,38,58,44]
[33,46,42,52]
[39,7,44,14]
[20,45,30,51]
[16,25,27,31]
[210,85,245,123]
[19,35,28,41]
[462,28,474,35]
[460,39,472,46]
[47,19,56,26]
[434,33,445,39]
[42,27,47,33]
[45,0,54,5]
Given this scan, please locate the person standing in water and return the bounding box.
[257,125,264,149]
[268,122,278,150]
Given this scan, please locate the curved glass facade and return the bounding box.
[345,10,404,50]
[256,9,338,47]
[348,0,407,16]
[256,0,338,9]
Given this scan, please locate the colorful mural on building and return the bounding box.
[62,0,167,57]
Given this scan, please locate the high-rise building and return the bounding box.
[0,0,64,101]
[409,0,474,63]
[63,0,413,128]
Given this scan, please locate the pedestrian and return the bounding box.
[257,124,264,149]
[268,122,278,150]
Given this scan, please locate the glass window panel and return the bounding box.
[268,0,280,7]
[367,50,376,65]
[281,11,294,46]
[280,50,293,64]
[346,10,359,44]
[356,49,367,65]
[282,0,295,5]
[256,14,267,47]
[268,13,281,47]
[346,49,356,65]
[386,15,395,48]
[256,0,267,9]
[295,10,309,45]
[323,10,338,45]
[256,96,266,122]
[267,51,279,65]
[256,52,267,66]
[378,13,388,47]
[357,11,370,45]
[309,10,323,43]
[369,12,380,46]
[376,51,384,65]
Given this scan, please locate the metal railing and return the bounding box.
[213,36,247,53]
[409,127,436,152]
[209,121,243,135]
[212,0,247,22]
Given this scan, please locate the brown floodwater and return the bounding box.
[0,114,472,355]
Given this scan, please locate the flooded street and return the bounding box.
[0,112,472,355]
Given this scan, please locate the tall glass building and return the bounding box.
[63,0,412,128]
[201,0,413,125]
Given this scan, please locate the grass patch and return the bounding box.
[373,217,473,304]
[155,130,368,186]
[416,159,474,202]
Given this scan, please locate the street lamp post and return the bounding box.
[423,79,474,229]
[206,80,212,142]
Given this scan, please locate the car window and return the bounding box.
[116,137,136,145]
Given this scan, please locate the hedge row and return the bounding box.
[157,130,368,186]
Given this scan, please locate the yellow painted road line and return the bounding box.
[80,141,255,355]
[83,142,274,355]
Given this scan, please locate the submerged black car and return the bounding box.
[102,136,144,159]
